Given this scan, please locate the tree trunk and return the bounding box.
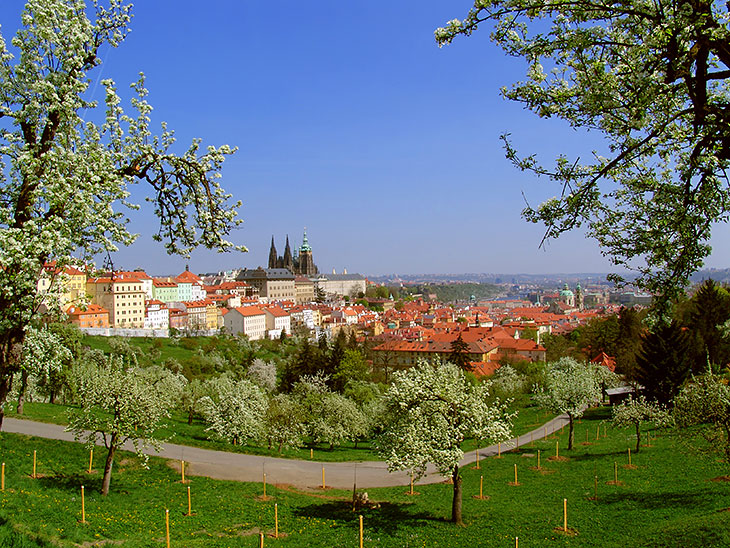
[101,434,118,497]
[451,465,463,525]
[567,414,574,451]
[187,410,194,425]
[0,376,12,431]
[635,423,641,453]
[16,370,28,415]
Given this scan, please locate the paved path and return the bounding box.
[2,414,569,489]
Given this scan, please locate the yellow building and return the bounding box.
[86,273,146,328]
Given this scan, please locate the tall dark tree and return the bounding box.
[281,339,317,392]
[449,333,472,372]
[613,307,645,379]
[635,322,693,405]
[688,280,730,372]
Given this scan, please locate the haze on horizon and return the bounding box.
[2,1,729,277]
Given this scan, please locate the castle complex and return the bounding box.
[268,230,319,276]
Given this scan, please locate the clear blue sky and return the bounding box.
[3,1,729,276]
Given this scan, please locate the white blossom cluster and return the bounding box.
[375,360,513,480]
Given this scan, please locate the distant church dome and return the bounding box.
[560,283,575,297]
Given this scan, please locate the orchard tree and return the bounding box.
[0,0,243,429]
[16,325,72,413]
[263,393,305,453]
[437,1,730,306]
[612,396,672,453]
[375,361,513,525]
[198,376,267,446]
[178,378,209,426]
[674,373,730,462]
[67,358,185,496]
[293,373,366,450]
[534,357,614,450]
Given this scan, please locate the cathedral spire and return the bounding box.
[283,235,293,271]
[268,236,278,269]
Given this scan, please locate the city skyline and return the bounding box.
[3,1,729,276]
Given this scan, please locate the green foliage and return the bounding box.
[635,322,694,404]
[674,372,730,462]
[438,1,730,303]
[687,280,730,371]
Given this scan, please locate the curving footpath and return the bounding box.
[2,414,570,490]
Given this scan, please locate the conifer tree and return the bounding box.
[635,322,693,405]
[449,333,472,372]
[688,280,730,371]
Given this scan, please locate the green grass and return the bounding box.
[2,406,730,546]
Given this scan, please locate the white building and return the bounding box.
[144,300,169,330]
[263,305,291,338]
[223,306,267,340]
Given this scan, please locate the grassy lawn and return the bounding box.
[1,406,729,547]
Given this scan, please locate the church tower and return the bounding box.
[268,236,278,269]
[297,229,318,276]
[283,235,294,272]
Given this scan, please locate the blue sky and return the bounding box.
[3,1,729,276]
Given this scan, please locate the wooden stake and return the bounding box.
[1,462,4,491]
[530,432,534,447]
[275,503,279,539]
[181,460,185,483]
[33,450,36,479]
[88,449,93,474]
[475,450,480,469]
[544,426,547,439]
[614,461,618,483]
[537,450,541,469]
[479,475,483,498]
[409,471,414,495]
[165,509,170,548]
[596,426,600,441]
[594,475,598,500]
[81,485,86,523]
[515,436,519,449]
[514,463,518,485]
[628,448,632,466]
[556,441,559,458]
[563,498,567,532]
[498,442,501,457]
[359,514,363,548]
[322,466,325,489]
[310,448,313,459]
[516,537,519,548]
[259,532,264,548]
[263,472,267,498]
[187,486,191,516]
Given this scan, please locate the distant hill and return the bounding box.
[404,282,501,303]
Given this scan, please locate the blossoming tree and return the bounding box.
[437,1,730,308]
[0,0,243,429]
[534,357,616,450]
[67,358,185,496]
[375,361,513,525]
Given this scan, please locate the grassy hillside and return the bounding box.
[1,407,729,547]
